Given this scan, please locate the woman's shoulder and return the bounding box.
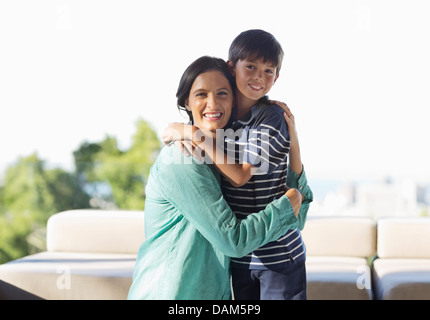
[149,145,220,195]
[157,144,200,165]
[155,145,218,178]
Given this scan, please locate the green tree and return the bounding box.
[73,118,161,210]
[0,153,90,263]
[0,118,160,264]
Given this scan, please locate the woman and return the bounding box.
[127,56,303,300]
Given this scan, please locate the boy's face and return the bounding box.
[231,58,279,102]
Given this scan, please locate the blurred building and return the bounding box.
[309,177,429,219]
[356,178,418,219]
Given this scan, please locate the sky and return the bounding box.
[1,0,429,183]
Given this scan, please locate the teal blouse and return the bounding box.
[127,145,307,300]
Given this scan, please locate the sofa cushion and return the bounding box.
[372,258,430,300]
[306,256,372,300]
[377,217,430,259]
[47,209,145,254]
[0,251,136,300]
[301,216,376,257]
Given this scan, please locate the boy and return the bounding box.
[162,30,313,300]
[220,29,312,300]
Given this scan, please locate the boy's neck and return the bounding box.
[234,91,258,120]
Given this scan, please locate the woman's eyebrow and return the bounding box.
[217,87,230,91]
[192,88,207,94]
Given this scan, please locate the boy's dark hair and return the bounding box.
[176,56,236,123]
[228,29,284,76]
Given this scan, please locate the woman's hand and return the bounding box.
[285,187,302,218]
[269,100,298,143]
[269,100,303,176]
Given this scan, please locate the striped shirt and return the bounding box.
[221,102,306,270]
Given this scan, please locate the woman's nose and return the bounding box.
[207,94,216,108]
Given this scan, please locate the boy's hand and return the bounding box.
[162,122,194,145]
[173,140,192,157]
[175,140,206,162]
[285,187,302,218]
[163,124,207,161]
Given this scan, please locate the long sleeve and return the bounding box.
[156,145,299,258]
[286,165,313,230]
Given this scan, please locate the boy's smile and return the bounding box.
[249,84,264,91]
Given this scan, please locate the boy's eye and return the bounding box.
[266,69,274,74]
[246,65,255,70]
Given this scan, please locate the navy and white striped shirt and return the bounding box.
[221,102,306,270]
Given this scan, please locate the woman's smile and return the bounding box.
[186,70,234,132]
[203,112,224,121]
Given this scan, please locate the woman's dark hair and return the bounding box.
[228,29,284,76]
[176,56,236,122]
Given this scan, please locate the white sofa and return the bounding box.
[1,210,430,300]
[0,209,145,300]
[301,216,377,300]
[372,217,430,300]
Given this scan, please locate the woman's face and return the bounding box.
[186,70,234,132]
